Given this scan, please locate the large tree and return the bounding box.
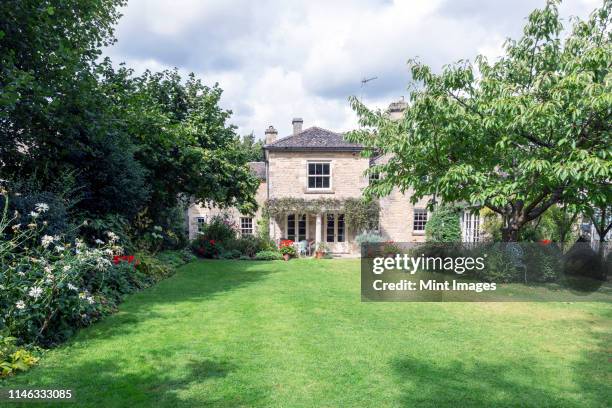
[346,0,611,241]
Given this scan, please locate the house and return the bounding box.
[187,100,482,254]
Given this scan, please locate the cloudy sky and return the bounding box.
[104,0,601,138]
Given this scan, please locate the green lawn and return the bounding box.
[5,259,611,407]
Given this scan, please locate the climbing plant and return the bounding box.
[264,198,379,233]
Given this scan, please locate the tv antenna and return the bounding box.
[360,76,377,103]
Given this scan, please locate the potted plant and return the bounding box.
[280,245,296,261]
[315,242,328,259]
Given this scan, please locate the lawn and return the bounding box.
[5,259,611,407]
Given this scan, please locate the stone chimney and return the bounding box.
[265,125,278,144]
[388,98,408,121]
[292,118,303,135]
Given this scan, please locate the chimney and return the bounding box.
[292,117,303,135]
[265,125,278,144]
[388,97,408,121]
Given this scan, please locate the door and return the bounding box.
[325,213,348,253]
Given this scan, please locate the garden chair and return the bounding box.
[298,240,310,257]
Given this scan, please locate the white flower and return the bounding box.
[106,231,119,243]
[15,300,25,310]
[55,245,65,252]
[30,211,39,218]
[86,296,95,304]
[44,266,52,273]
[17,271,25,277]
[28,286,43,299]
[41,235,54,248]
[94,239,104,245]
[62,265,71,272]
[75,239,85,249]
[67,283,78,291]
[35,203,49,213]
[78,292,86,299]
[11,224,20,231]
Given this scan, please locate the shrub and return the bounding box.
[279,245,296,257]
[156,249,196,268]
[199,214,237,242]
[425,205,461,243]
[0,333,38,378]
[191,237,219,258]
[254,250,283,261]
[355,232,385,244]
[226,235,268,257]
[219,249,242,259]
[239,255,251,260]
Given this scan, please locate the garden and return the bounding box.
[3,259,611,407]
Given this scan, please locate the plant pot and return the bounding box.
[315,251,324,259]
[283,253,290,261]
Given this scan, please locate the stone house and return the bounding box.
[187,101,482,254]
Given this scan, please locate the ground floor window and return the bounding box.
[196,217,207,232]
[326,213,345,243]
[462,212,480,242]
[413,209,427,231]
[286,214,306,241]
[240,217,253,236]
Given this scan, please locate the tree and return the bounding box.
[239,133,265,162]
[346,0,611,241]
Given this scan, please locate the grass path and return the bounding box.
[5,259,611,407]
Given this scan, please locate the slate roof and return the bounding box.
[247,162,266,180]
[264,126,363,152]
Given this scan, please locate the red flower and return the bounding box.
[209,239,216,245]
[540,239,552,245]
[280,239,294,248]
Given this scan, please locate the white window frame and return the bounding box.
[325,213,345,243]
[413,208,428,232]
[462,212,481,242]
[285,213,308,241]
[307,161,332,191]
[240,217,254,236]
[196,216,207,232]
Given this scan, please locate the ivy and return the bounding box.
[264,198,379,233]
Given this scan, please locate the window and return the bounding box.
[308,162,331,189]
[326,213,345,243]
[287,214,295,241]
[297,214,306,241]
[462,212,480,242]
[369,170,379,184]
[196,217,207,232]
[240,217,253,236]
[413,209,428,231]
[326,214,335,242]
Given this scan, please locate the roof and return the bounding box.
[247,161,266,180]
[264,126,363,152]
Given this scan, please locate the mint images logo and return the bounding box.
[360,242,610,302]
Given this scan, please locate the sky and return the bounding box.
[103,0,601,139]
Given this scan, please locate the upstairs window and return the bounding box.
[369,170,380,184]
[308,162,331,189]
[240,217,253,236]
[413,209,428,231]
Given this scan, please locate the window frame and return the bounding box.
[413,208,428,232]
[196,216,207,232]
[306,161,332,191]
[240,217,253,236]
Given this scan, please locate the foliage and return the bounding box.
[265,198,379,233]
[219,249,242,259]
[0,195,175,347]
[425,205,462,243]
[279,245,297,257]
[346,1,611,241]
[191,238,219,259]
[315,242,329,253]
[253,250,283,261]
[0,332,38,378]
[155,249,196,268]
[198,214,237,242]
[355,232,385,244]
[238,133,265,162]
[225,235,274,258]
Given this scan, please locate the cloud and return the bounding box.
[104,0,600,138]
